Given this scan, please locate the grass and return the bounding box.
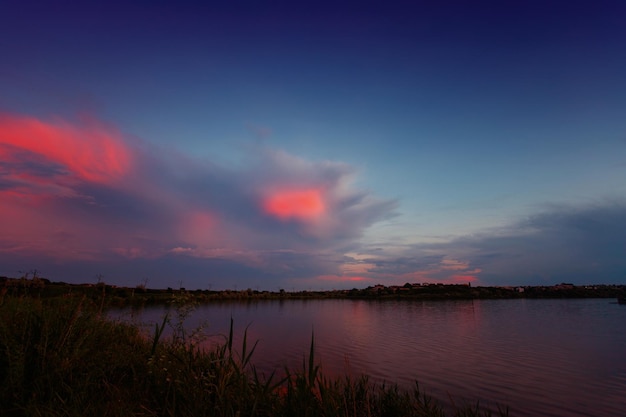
[0,293,509,417]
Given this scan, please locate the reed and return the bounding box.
[0,294,508,417]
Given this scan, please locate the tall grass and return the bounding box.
[0,294,508,417]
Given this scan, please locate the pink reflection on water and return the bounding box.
[118,298,626,417]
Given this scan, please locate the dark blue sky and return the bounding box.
[1,0,625,288]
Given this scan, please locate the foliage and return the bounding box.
[3,275,624,306]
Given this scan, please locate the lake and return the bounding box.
[113,298,626,417]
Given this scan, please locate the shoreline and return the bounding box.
[2,276,625,307]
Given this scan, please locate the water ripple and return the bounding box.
[122,298,626,417]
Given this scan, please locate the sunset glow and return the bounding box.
[451,275,479,284]
[263,189,325,221]
[178,210,216,245]
[0,114,132,184]
[317,275,371,283]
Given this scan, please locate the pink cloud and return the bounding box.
[295,275,376,288]
[177,210,216,245]
[365,257,482,286]
[0,112,396,288]
[0,113,172,261]
[0,113,133,185]
[262,188,326,221]
[451,274,479,284]
[317,275,372,282]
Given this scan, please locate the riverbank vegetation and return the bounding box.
[0,293,510,417]
[2,273,625,307]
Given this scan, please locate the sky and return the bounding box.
[1,0,625,290]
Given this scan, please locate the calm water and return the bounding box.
[114,298,626,417]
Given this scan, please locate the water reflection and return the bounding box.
[112,298,626,417]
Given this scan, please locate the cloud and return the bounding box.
[460,202,626,285]
[0,112,396,287]
[349,254,481,285]
[262,188,326,221]
[0,113,132,186]
[354,201,626,286]
[4,112,621,288]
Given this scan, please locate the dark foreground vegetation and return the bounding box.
[0,293,510,417]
